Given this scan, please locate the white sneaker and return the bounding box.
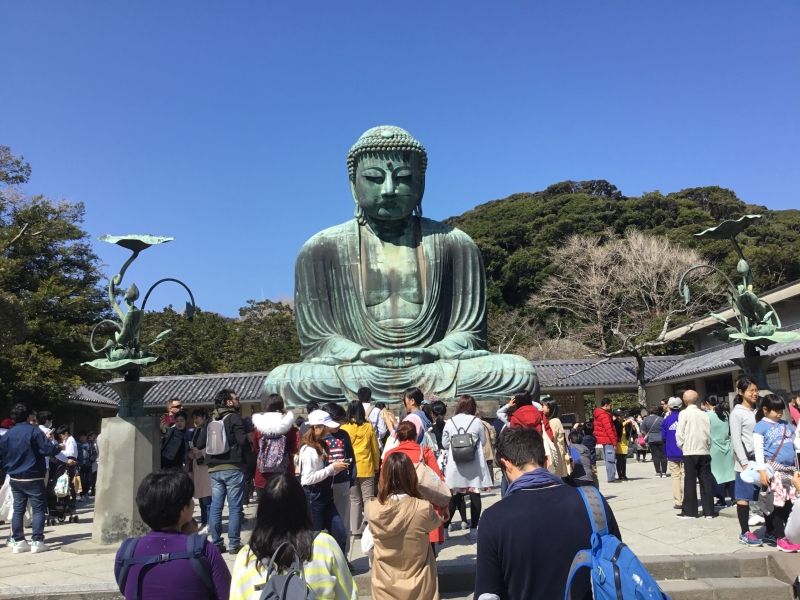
[30,541,49,554]
[9,539,29,553]
[198,525,209,536]
[749,514,765,526]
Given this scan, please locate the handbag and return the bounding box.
[414,446,451,507]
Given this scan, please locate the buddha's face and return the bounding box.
[353,152,423,222]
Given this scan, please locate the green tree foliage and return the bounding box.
[138,300,300,376]
[0,185,109,411]
[448,180,800,310]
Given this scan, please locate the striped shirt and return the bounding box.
[230,532,357,600]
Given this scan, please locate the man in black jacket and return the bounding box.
[195,388,247,554]
[475,427,621,600]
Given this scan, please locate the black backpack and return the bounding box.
[160,427,184,462]
[256,541,318,600]
[114,533,214,600]
[450,416,479,464]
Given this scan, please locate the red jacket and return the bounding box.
[593,407,618,446]
[509,405,554,441]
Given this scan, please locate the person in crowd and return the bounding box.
[543,400,570,478]
[340,401,380,536]
[635,412,649,462]
[660,398,671,418]
[87,431,99,496]
[159,398,184,434]
[0,403,60,553]
[365,452,443,600]
[430,400,447,452]
[321,402,356,553]
[593,397,619,484]
[76,431,91,500]
[480,412,497,484]
[703,395,735,507]
[380,403,398,441]
[565,428,595,487]
[475,427,621,600]
[298,401,320,438]
[420,403,440,450]
[230,473,357,600]
[402,388,431,444]
[299,410,350,554]
[582,421,599,487]
[731,376,763,546]
[613,409,630,482]
[251,394,299,501]
[189,409,212,534]
[115,470,230,600]
[240,408,257,508]
[641,408,666,477]
[781,472,800,548]
[787,391,800,427]
[36,411,53,435]
[441,395,492,541]
[53,424,79,501]
[662,396,685,509]
[499,390,553,440]
[676,390,715,519]
[161,410,189,470]
[195,388,247,555]
[359,387,389,447]
[385,421,447,548]
[753,393,800,550]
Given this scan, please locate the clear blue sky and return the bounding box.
[3,2,798,316]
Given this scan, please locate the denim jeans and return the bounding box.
[210,468,245,549]
[198,496,212,526]
[602,444,617,482]
[305,485,346,553]
[10,479,47,542]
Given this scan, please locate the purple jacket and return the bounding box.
[662,412,683,461]
[116,531,231,600]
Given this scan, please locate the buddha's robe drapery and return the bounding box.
[264,217,537,405]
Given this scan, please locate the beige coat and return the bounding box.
[365,495,442,600]
[549,418,571,478]
[190,447,212,499]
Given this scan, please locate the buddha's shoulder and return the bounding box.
[299,221,358,251]
[420,217,478,247]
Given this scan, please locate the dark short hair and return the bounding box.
[347,401,366,425]
[191,408,208,419]
[431,400,447,418]
[174,410,188,421]
[601,397,612,407]
[357,387,372,403]
[496,427,545,470]
[736,376,758,395]
[306,401,320,413]
[403,387,424,407]
[569,428,584,445]
[136,470,194,531]
[583,420,594,435]
[214,389,237,408]
[512,390,533,407]
[455,395,477,416]
[55,424,70,436]
[263,394,285,413]
[11,403,31,424]
[761,394,786,414]
[322,402,346,422]
[37,410,53,423]
[374,402,386,410]
[543,399,559,419]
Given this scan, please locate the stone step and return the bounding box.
[658,576,793,600]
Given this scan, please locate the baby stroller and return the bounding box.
[47,459,78,525]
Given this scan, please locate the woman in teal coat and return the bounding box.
[704,395,735,506]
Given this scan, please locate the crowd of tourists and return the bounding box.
[0,404,99,553]
[6,380,800,598]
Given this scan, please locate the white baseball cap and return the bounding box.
[307,409,340,429]
[667,397,683,410]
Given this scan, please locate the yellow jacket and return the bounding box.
[340,422,380,478]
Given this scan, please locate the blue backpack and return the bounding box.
[565,486,669,600]
[114,533,215,600]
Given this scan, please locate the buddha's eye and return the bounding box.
[362,168,385,182]
[395,168,412,179]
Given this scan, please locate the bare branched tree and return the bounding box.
[530,230,717,405]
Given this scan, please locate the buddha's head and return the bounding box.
[348,126,428,224]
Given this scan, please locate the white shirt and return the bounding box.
[56,435,78,462]
[299,445,335,486]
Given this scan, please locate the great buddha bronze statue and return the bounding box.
[264,126,538,405]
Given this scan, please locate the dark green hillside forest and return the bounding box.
[447,180,800,311]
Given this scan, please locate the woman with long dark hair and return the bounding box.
[731,375,763,546]
[340,401,380,535]
[230,474,357,600]
[365,452,443,600]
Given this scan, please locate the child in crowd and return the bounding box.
[566,429,595,487]
[582,421,599,487]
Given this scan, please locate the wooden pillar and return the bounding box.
[694,378,707,398]
[779,361,791,392]
[594,388,604,407]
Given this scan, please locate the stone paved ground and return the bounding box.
[0,459,789,596]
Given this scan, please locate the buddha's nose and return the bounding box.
[381,177,396,196]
